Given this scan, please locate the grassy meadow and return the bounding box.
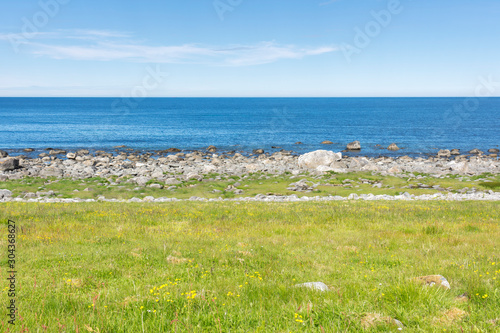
[0,201,499,332]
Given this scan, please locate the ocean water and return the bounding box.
[0,97,498,157]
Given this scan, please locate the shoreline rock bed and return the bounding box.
[1,191,499,203]
[1,148,499,202]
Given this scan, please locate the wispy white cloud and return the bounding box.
[1,29,336,66]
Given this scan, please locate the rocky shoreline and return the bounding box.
[1,147,499,202]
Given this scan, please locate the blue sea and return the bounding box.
[0,97,498,157]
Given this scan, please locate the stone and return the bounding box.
[211,158,222,166]
[0,189,13,199]
[49,149,66,155]
[24,192,36,199]
[185,172,202,181]
[346,141,361,150]
[361,313,404,330]
[23,148,34,152]
[207,145,217,152]
[294,142,303,144]
[388,166,400,174]
[387,143,400,151]
[0,150,8,158]
[0,158,19,171]
[437,149,451,158]
[414,275,450,289]
[321,140,333,144]
[469,148,483,154]
[134,176,151,186]
[148,183,164,189]
[298,150,342,169]
[66,152,76,159]
[165,178,181,185]
[488,148,500,154]
[252,149,265,155]
[287,179,314,192]
[295,282,329,292]
[450,149,460,155]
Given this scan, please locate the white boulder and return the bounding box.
[298,150,342,169]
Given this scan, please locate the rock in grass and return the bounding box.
[0,158,19,171]
[133,176,151,186]
[294,282,329,291]
[0,189,13,199]
[414,275,450,289]
[361,313,404,330]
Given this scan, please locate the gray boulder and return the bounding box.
[185,172,202,181]
[437,149,451,158]
[165,178,181,185]
[0,158,19,171]
[133,176,151,186]
[387,143,400,151]
[49,149,66,155]
[295,282,329,291]
[39,167,63,178]
[0,189,13,199]
[346,141,361,150]
[469,148,483,154]
[298,150,342,169]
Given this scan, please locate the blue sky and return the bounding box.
[1,0,499,97]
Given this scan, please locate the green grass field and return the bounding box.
[0,201,499,332]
